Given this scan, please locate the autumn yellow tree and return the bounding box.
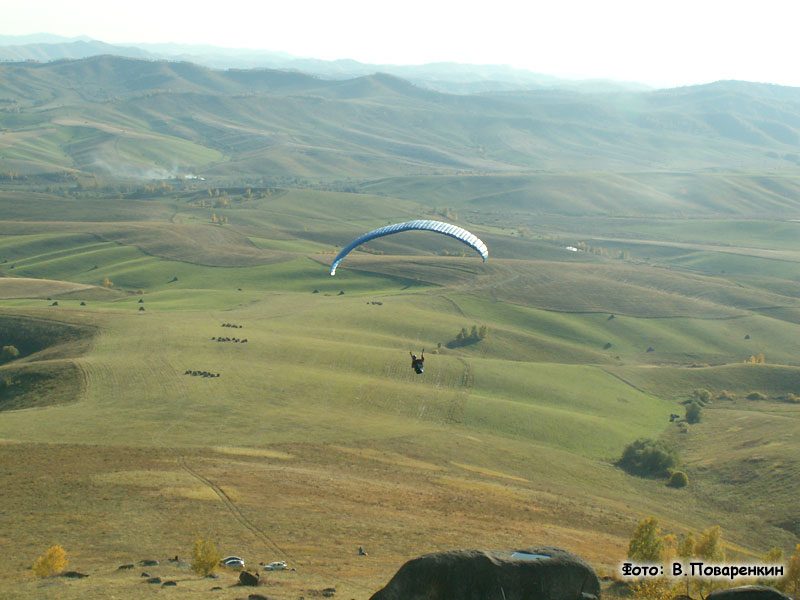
[628,517,665,562]
[191,540,222,577]
[32,545,68,577]
[781,544,800,597]
[628,525,681,600]
[761,548,784,588]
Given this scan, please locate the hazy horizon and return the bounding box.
[3,0,799,89]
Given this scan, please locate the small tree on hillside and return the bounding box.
[782,543,800,597]
[693,526,726,595]
[191,539,222,577]
[627,517,665,562]
[695,525,725,562]
[761,548,784,588]
[32,545,68,578]
[677,533,696,560]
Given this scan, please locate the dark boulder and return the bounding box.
[239,570,261,586]
[61,571,88,578]
[369,547,600,600]
[705,586,792,600]
[145,577,162,584]
[162,580,178,587]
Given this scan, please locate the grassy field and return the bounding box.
[1,181,799,600]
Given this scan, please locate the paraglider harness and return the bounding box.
[410,350,424,374]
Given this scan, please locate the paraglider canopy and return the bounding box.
[330,219,488,275]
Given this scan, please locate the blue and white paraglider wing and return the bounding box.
[330,219,488,275]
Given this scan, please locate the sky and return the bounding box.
[2,0,799,88]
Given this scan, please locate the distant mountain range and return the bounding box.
[0,33,651,95]
[1,52,800,183]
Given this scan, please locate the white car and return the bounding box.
[220,556,245,569]
[263,560,288,571]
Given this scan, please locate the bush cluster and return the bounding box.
[617,438,678,478]
[447,325,488,348]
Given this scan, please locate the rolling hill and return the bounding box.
[2,56,800,183]
[0,53,799,600]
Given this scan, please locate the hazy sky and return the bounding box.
[2,0,799,88]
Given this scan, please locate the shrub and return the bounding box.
[747,391,766,401]
[668,471,689,488]
[693,388,712,404]
[685,402,702,424]
[617,438,678,478]
[191,540,222,577]
[32,545,68,578]
[0,344,20,364]
[716,390,736,401]
[785,393,800,404]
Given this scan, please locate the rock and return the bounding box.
[369,547,600,600]
[239,570,261,586]
[162,580,177,587]
[61,571,88,578]
[705,586,792,600]
[145,577,162,584]
[117,564,134,570]
[139,559,159,566]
